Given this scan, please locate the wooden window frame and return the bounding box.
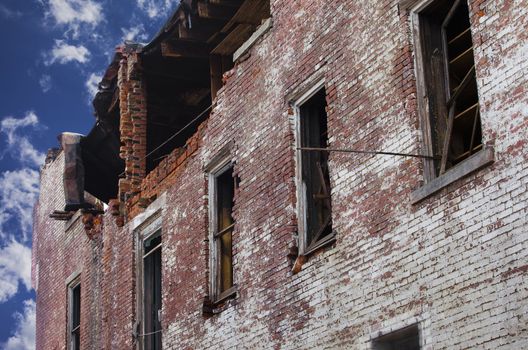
[135,215,162,350]
[293,79,335,256]
[207,157,237,303]
[67,275,81,350]
[409,0,494,203]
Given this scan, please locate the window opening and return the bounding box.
[142,230,162,350]
[299,87,333,251]
[211,164,235,301]
[419,0,482,175]
[373,324,420,350]
[68,280,81,350]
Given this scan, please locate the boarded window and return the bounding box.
[299,87,333,251]
[373,324,420,350]
[68,279,81,350]
[418,0,482,176]
[143,230,162,350]
[210,164,236,301]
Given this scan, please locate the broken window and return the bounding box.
[297,86,333,253]
[209,163,236,301]
[68,278,81,350]
[416,0,482,177]
[373,324,421,350]
[142,230,162,350]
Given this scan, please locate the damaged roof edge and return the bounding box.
[90,1,184,116]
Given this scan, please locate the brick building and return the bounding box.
[32,0,528,349]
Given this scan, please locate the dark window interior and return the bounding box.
[373,325,420,350]
[300,88,333,250]
[215,166,235,297]
[143,231,162,350]
[70,283,81,350]
[420,0,482,175]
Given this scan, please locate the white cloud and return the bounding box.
[121,24,149,42]
[0,169,40,241]
[0,241,32,303]
[0,112,46,167]
[85,72,102,100]
[0,4,23,19]
[45,0,102,26]
[136,0,179,19]
[45,40,90,65]
[40,0,104,39]
[38,75,52,93]
[1,299,36,350]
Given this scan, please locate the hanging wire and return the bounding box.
[136,329,163,338]
[117,101,436,179]
[297,147,437,159]
[118,103,213,177]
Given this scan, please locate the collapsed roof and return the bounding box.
[81,0,270,203]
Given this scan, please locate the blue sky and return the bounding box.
[0,1,177,348]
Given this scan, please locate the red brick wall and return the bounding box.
[33,0,528,349]
[33,151,104,350]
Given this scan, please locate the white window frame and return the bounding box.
[67,274,81,350]
[135,214,162,350]
[293,78,335,255]
[408,0,494,203]
[207,156,236,302]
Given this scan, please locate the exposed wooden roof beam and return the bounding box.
[144,67,210,84]
[161,40,211,58]
[209,0,244,7]
[221,0,270,33]
[197,1,239,20]
[211,23,255,55]
[177,18,225,42]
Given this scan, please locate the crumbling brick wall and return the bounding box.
[33,151,104,350]
[33,0,528,349]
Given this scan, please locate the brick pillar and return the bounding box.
[128,52,147,189]
[117,50,147,217]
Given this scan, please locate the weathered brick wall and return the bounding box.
[33,151,104,350]
[33,0,527,349]
[155,0,527,348]
[119,50,148,215]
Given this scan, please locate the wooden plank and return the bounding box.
[454,103,478,121]
[448,27,471,45]
[220,0,269,33]
[411,147,494,204]
[411,12,436,181]
[453,143,483,163]
[439,104,455,175]
[178,18,225,42]
[210,54,223,100]
[233,17,271,61]
[449,46,473,66]
[161,40,211,58]
[197,1,238,20]
[209,0,243,7]
[211,24,255,55]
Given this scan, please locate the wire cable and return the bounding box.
[296,147,437,159]
[118,103,213,177]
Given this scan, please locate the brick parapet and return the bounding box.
[127,120,207,219]
[118,51,147,219]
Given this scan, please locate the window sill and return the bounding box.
[202,286,237,316]
[292,233,336,274]
[411,147,494,204]
[303,232,336,257]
